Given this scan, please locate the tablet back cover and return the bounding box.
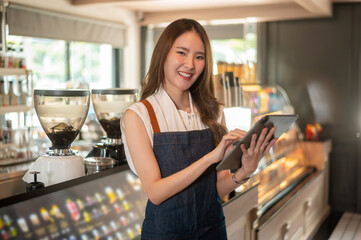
[216,114,298,171]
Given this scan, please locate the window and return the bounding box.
[26,38,66,89]
[69,42,112,89]
[210,22,257,83]
[8,36,113,89]
[211,38,248,72]
[5,36,114,148]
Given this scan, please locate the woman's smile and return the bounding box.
[178,71,193,80]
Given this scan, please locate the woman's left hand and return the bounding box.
[223,129,247,156]
[206,129,247,165]
[239,127,278,177]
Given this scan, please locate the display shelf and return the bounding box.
[240,84,295,117]
[0,68,37,183]
[256,145,296,173]
[0,157,35,166]
[0,68,28,76]
[0,105,32,114]
[0,170,26,182]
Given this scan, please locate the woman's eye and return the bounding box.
[196,55,205,60]
[176,51,185,55]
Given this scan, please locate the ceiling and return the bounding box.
[7,0,361,26]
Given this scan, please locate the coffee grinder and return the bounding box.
[23,89,90,186]
[85,88,138,166]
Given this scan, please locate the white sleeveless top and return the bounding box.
[121,87,224,174]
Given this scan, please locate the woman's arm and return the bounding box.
[122,109,238,205]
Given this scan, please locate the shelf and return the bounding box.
[0,157,34,166]
[0,169,26,182]
[0,105,33,114]
[0,68,28,76]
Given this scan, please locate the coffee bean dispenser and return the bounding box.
[85,88,138,169]
[23,89,90,186]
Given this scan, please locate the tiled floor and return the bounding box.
[312,211,343,240]
[328,212,361,240]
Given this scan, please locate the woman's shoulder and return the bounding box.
[128,100,146,111]
[130,95,158,110]
[124,101,146,120]
[124,95,159,121]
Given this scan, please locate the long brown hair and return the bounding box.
[141,18,227,145]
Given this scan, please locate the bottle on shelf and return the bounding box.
[18,79,26,106]
[19,44,26,69]
[0,127,3,142]
[0,44,5,68]
[13,44,20,69]
[1,78,9,107]
[13,42,24,69]
[25,75,31,106]
[0,78,4,106]
[5,44,14,68]
[4,120,13,144]
[8,80,18,106]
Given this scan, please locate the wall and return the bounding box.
[260,3,361,212]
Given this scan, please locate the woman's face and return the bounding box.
[163,31,205,94]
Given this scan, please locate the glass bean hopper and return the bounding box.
[23,89,90,186]
[85,88,138,169]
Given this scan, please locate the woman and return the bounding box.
[121,18,277,239]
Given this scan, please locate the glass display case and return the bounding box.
[0,165,147,240]
[239,84,301,171]
[223,84,316,216]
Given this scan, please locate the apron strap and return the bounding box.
[141,99,160,133]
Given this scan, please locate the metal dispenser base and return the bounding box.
[86,143,126,166]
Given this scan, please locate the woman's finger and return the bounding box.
[255,128,268,150]
[222,134,239,144]
[248,133,257,152]
[240,143,247,154]
[265,127,277,142]
[260,127,277,149]
[228,129,247,139]
[232,128,247,135]
[264,138,278,153]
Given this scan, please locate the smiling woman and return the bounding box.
[121,18,276,239]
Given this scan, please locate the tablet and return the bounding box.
[216,114,299,171]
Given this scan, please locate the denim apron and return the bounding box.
[141,100,227,240]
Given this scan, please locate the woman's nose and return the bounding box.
[184,56,195,69]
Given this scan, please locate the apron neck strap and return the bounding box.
[142,99,160,133]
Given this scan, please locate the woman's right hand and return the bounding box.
[206,129,247,165]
